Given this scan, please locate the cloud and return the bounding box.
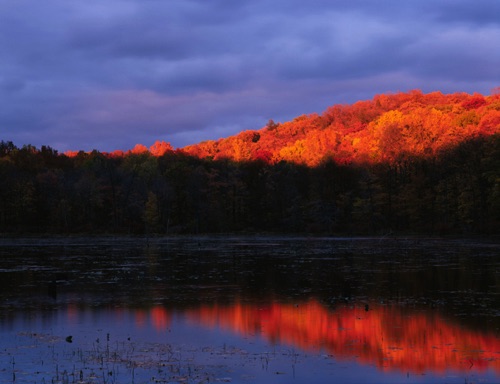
[403,26,500,82]
[0,0,499,152]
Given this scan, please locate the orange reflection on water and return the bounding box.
[150,306,171,330]
[176,299,500,374]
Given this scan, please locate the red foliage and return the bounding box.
[65,90,500,166]
[109,149,125,157]
[479,110,500,135]
[253,149,273,163]
[149,141,173,156]
[64,150,79,158]
[129,144,149,155]
[182,90,499,166]
[461,94,487,110]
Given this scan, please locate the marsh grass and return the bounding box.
[3,331,302,383]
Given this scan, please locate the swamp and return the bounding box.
[0,236,499,383]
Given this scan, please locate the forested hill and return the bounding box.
[182,89,500,165]
[0,90,499,235]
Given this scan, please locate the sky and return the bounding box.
[1,0,499,152]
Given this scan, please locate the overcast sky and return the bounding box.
[1,0,499,152]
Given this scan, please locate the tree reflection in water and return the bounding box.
[129,299,500,375]
[1,236,499,383]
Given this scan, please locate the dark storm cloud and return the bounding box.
[0,0,498,152]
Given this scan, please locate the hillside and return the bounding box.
[182,89,500,165]
[1,90,499,235]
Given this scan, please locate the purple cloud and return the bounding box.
[0,0,498,152]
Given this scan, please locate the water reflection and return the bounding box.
[1,236,499,383]
[63,300,500,376]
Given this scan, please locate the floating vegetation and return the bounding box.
[1,329,318,383]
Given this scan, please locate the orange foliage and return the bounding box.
[479,110,500,135]
[64,150,80,158]
[64,90,500,165]
[181,90,500,166]
[109,149,125,157]
[64,141,175,158]
[129,143,149,155]
[149,141,173,156]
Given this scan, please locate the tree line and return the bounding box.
[0,134,498,236]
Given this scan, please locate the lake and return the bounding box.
[0,236,498,383]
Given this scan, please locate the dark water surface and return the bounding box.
[0,236,498,383]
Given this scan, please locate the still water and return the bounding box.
[0,236,498,383]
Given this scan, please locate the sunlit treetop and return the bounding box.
[57,89,500,166]
[181,89,500,166]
